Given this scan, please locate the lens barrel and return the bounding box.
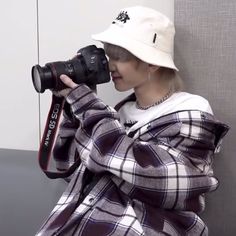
[31,45,111,93]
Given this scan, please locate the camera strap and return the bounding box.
[38,95,80,179]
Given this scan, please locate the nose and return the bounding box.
[108,59,116,72]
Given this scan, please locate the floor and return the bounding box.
[0,149,66,236]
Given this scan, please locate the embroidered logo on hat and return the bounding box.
[112,11,130,24]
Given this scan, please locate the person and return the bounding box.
[36,6,229,236]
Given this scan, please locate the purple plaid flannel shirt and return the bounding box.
[36,84,229,236]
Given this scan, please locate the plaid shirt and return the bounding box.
[36,85,228,236]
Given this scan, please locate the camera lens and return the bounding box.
[31,65,54,93]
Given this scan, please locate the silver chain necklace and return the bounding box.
[136,90,172,110]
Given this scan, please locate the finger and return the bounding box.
[59,88,72,97]
[60,74,78,89]
[51,88,72,97]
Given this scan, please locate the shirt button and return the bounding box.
[89,198,94,203]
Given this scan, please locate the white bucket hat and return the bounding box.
[92,5,178,71]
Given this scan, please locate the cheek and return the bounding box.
[115,61,147,83]
[120,63,137,74]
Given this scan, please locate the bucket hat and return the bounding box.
[92,5,178,71]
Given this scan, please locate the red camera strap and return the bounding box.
[38,95,80,179]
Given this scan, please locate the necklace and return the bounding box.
[136,90,172,110]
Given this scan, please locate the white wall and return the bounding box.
[0,0,39,150]
[0,0,173,151]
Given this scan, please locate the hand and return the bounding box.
[60,74,78,89]
[52,74,78,97]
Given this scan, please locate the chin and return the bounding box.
[113,81,133,92]
[114,86,131,92]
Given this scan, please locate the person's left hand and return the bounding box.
[52,74,78,97]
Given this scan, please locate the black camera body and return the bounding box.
[31,45,110,93]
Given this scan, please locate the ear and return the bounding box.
[148,64,160,73]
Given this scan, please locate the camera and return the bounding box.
[31,45,110,93]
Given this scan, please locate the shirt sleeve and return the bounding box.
[65,84,227,212]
